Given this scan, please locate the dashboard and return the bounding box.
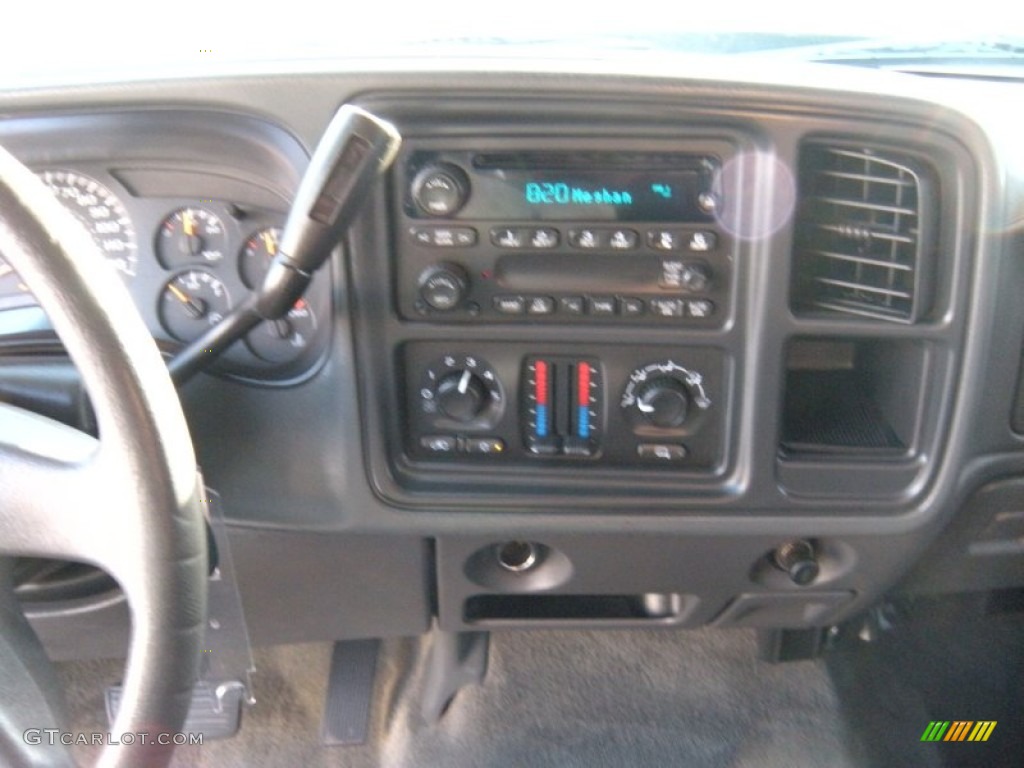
[3,61,1023,653]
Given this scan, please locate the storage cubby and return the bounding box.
[781,338,926,456]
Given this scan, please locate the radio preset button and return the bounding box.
[649,298,685,318]
[588,296,617,315]
[620,297,645,316]
[648,229,682,251]
[559,296,585,315]
[527,296,556,315]
[491,228,526,249]
[529,228,560,249]
[608,229,639,250]
[569,229,604,249]
[494,295,527,314]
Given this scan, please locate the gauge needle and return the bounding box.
[261,230,278,256]
[458,369,472,394]
[182,211,202,255]
[168,283,206,318]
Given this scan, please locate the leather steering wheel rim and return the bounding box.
[0,144,207,767]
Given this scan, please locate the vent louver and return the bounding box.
[792,143,936,323]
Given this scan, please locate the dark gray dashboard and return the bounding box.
[5,63,1023,650]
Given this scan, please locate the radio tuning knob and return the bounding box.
[635,377,690,428]
[411,163,470,217]
[436,369,488,422]
[418,263,468,311]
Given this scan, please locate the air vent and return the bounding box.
[792,143,937,323]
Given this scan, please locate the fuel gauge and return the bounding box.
[157,207,227,268]
[246,298,317,364]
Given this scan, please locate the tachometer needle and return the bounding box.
[168,283,206,318]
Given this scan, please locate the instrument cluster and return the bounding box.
[0,167,330,382]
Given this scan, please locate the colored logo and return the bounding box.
[920,721,996,742]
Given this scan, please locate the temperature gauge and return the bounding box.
[157,207,227,267]
[160,269,232,342]
[246,298,317,364]
[239,226,283,289]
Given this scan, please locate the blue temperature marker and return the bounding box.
[577,406,590,438]
[537,405,549,438]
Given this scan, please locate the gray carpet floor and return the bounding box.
[57,627,869,767]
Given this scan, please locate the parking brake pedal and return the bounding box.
[105,681,245,740]
[106,482,255,741]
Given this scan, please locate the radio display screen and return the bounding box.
[404,151,718,222]
[480,170,707,221]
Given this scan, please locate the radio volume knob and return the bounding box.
[411,163,470,217]
[419,263,468,311]
[635,377,690,428]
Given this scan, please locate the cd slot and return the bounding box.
[495,253,662,292]
[472,151,710,171]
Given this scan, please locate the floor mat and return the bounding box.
[57,627,867,767]
[826,592,1024,768]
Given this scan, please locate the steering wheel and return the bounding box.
[0,143,207,768]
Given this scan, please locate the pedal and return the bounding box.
[106,680,246,740]
[320,639,380,746]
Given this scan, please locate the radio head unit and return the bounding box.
[392,145,733,327]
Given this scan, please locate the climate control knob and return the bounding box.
[635,377,690,428]
[621,359,712,434]
[436,369,488,423]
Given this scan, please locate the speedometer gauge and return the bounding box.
[0,171,137,307]
[37,170,138,279]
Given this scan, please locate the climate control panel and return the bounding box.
[402,342,726,470]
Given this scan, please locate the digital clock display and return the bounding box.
[524,182,636,207]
